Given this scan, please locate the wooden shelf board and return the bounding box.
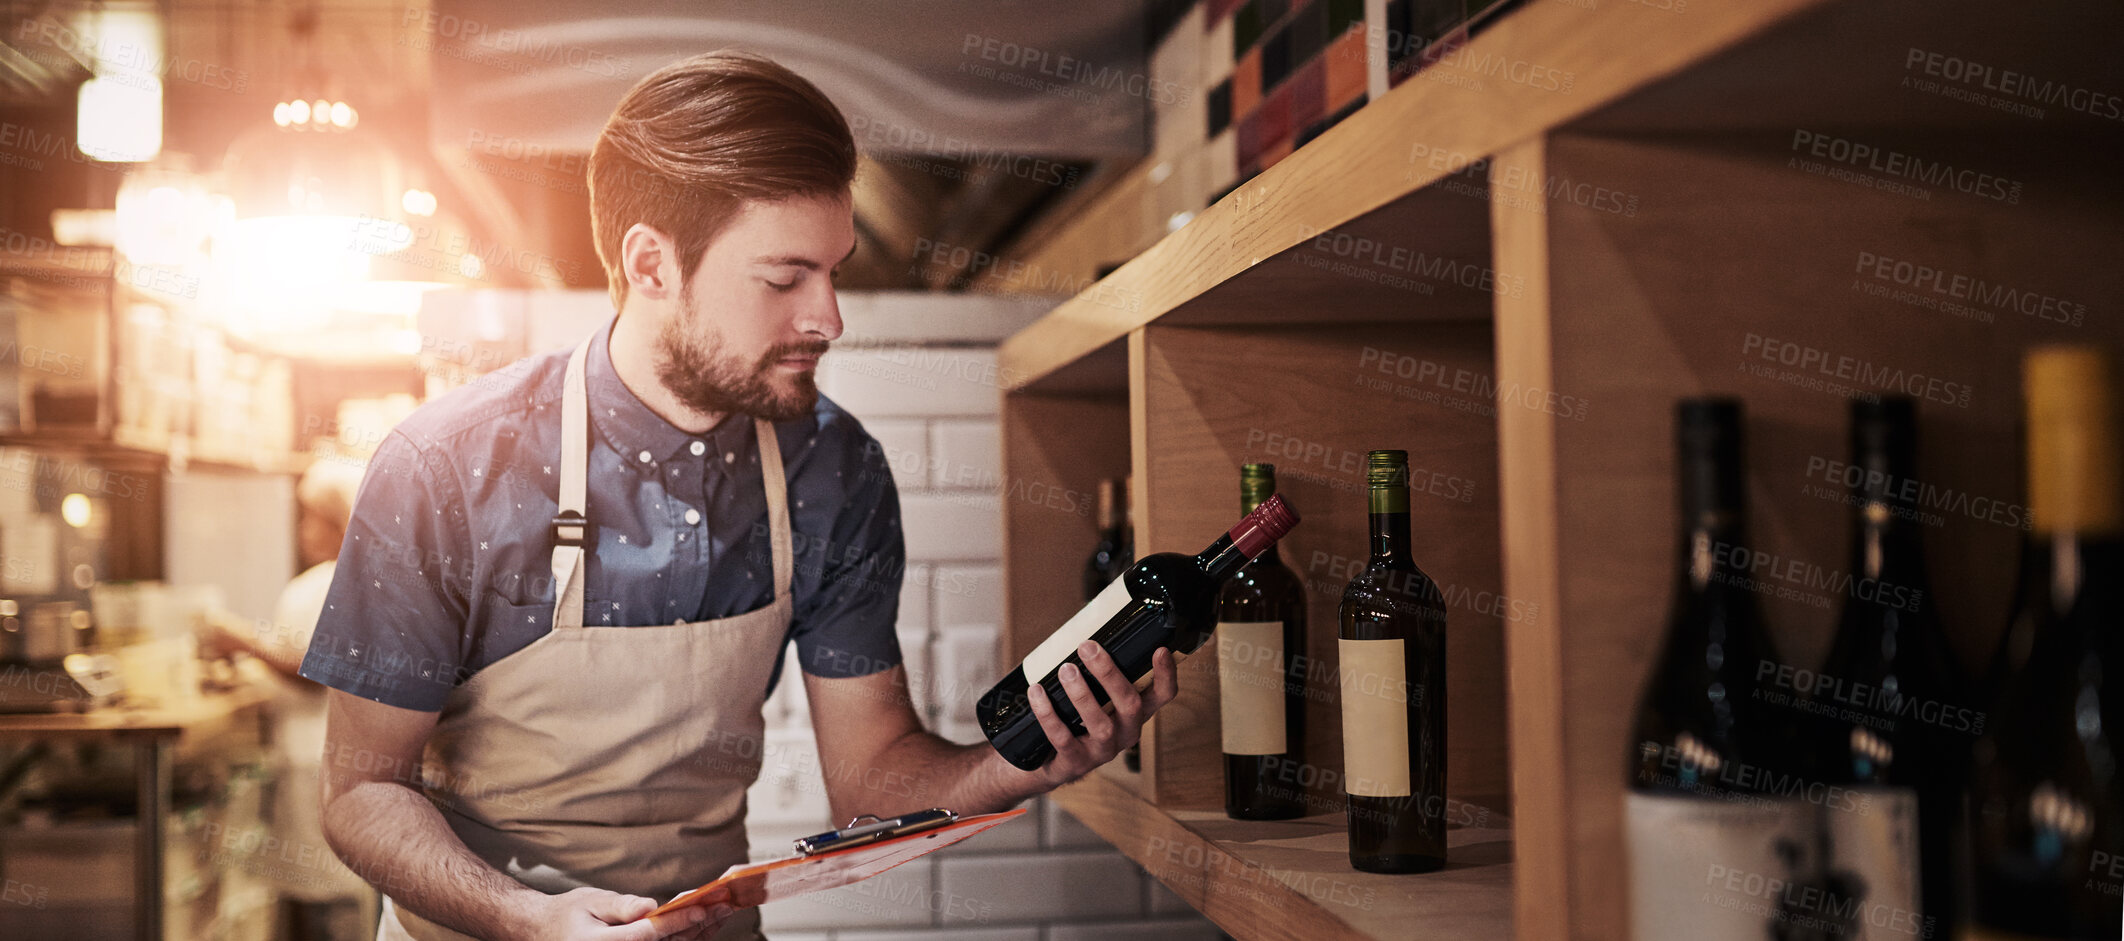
[1015,338,1130,397]
[998,0,1832,391]
[1052,764,1513,941]
[1574,0,2124,140]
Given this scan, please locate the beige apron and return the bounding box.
[380,337,790,941]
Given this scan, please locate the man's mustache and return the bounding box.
[757,341,831,367]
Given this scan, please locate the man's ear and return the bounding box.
[620,223,680,301]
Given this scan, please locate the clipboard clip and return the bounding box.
[794,808,958,856]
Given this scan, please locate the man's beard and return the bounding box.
[654,299,827,423]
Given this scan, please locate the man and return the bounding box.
[301,52,1178,941]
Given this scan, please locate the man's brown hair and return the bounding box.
[589,51,857,309]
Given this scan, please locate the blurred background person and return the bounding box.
[201,458,378,941]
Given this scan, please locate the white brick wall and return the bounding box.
[746,332,1221,941]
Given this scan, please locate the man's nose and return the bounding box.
[801,288,844,342]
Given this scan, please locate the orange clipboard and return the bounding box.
[645,808,1028,918]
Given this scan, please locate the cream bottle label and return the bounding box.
[1338,637,1411,797]
[1626,794,1912,940]
[1022,577,1133,682]
[1218,621,1286,755]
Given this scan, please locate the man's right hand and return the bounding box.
[523,887,725,940]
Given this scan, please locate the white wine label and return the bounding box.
[1022,576,1133,683]
[1626,793,1918,940]
[1218,621,1286,755]
[1338,637,1411,797]
[1824,787,1925,941]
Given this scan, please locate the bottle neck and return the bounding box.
[1239,489,1278,566]
[2035,530,2124,615]
[1196,534,1250,580]
[1677,516,1745,593]
[1676,443,1745,592]
[1850,502,1926,583]
[1369,503,1414,566]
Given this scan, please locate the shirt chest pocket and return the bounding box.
[485,572,629,626]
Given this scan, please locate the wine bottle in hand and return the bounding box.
[1220,463,1308,820]
[1339,450,1447,873]
[980,494,1301,771]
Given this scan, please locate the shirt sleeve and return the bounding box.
[789,424,905,679]
[298,431,474,711]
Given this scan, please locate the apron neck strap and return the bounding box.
[551,334,797,631]
[755,421,795,599]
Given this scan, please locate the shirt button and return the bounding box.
[638,450,653,463]
[685,509,702,525]
[724,451,736,464]
[690,441,706,456]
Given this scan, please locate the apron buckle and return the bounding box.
[552,510,588,547]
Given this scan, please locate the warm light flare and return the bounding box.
[78,77,162,162]
[60,493,93,529]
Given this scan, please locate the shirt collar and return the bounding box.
[584,317,751,474]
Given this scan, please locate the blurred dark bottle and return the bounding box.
[1811,396,1970,940]
[1084,477,1132,602]
[1081,476,1140,771]
[1967,347,2124,939]
[1624,399,1818,940]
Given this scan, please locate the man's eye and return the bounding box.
[767,279,797,292]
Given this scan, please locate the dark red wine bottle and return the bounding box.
[979,495,1300,771]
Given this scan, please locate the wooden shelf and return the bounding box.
[999,2,2122,939]
[998,0,1835,393]
[1053,765,1513,941]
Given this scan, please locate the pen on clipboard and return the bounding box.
[793,808,958,856]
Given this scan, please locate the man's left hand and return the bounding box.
[644,902,736,940]
[1024,641,1179,786]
